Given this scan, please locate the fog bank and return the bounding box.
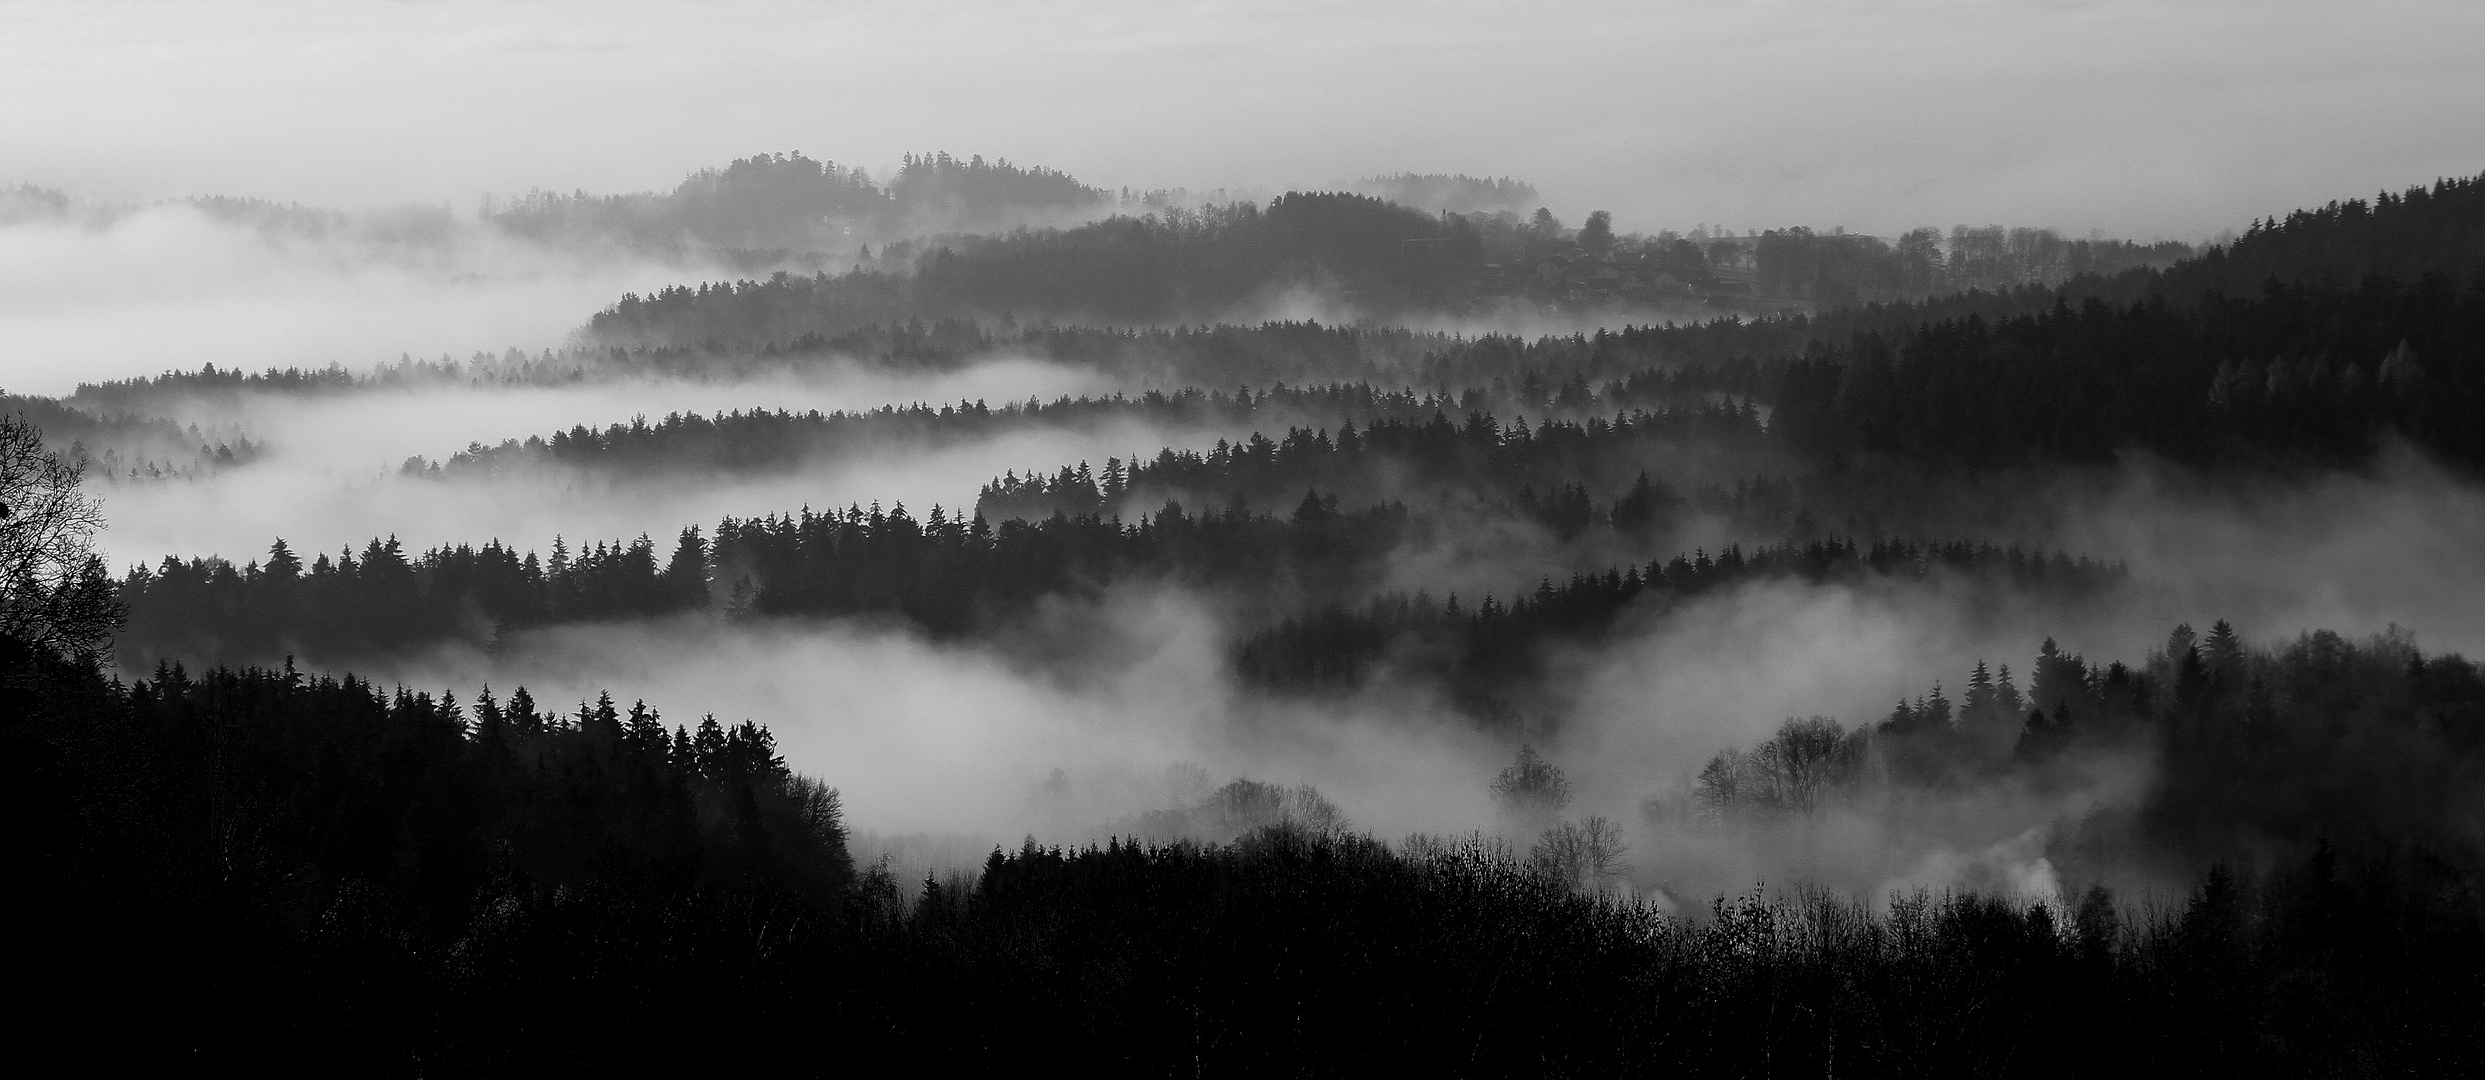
[84,362,1184,565]
[0,201,699,396]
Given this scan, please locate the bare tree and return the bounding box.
[1528,816,1630,893]
[1696,717,1862,826]
[1750,716,1854,814]
[0,413,121,665]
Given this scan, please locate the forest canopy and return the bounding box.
[14,147,2485,1070]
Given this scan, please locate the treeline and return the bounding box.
[114,501,1415,665]
[1351,171,1538,214]
[17,622,2484,1068]
[1678,622,2485,877]
[1237,538,2125,710]
[975,404,1773,525]
[4,393,261,482]
[2146,173,2485,301]
[1726,224,2192,306]
[4,631,860,1063]
[1773,274,2485,470]
[121,532,707,665]
[586,192,1491,338]
[71,360,368,412]
[71,320,1772,411]
[568,175,2485,478]
[1677,180,2485,473]
[488,150,1110,255]
[588,317,1788,403]
[114,513,2122,720]
[412,384,1484,479]
[581,189,2224,349]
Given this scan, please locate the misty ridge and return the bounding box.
[11,131,2485,1071]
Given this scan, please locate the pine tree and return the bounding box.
[1923,684,1953,727]
[663,526,708,609]
[1996,664,2025,715]
[591,692,622,740]
[1964,661,1998,721]
[2203,619,2244,682]
[264,538,302,580]
[625,699,665,751]
[473,685,507,747]
[693,714,728,778]
[506,686,542,738]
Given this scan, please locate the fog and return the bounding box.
[2051,449,2485,659]
[13,0,2484,1053]
[0,200,709,396]
[9,1,2481,239]
[337,576,1998,861]
[81,361,1211,565]
[1214,281,1728,344]
[348,587,1505,842]
[272,441,2485,902]
[13,0,2482,915]
[55,304,2485,902]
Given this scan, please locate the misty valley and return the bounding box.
[8,153,2485,1073]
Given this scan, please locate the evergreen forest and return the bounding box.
[10,143,2485,1073]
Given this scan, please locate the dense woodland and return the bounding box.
[13,162,2485,1067]
[410,384,1525,479]
[19,598,2485,1069]
[1235,538,2123,711]
[1772,275,2485,470]
[115,498,2123,694]
[488,150,1113,255]
[969,403,1775,522]
[1659,622,2485,866]
[582,190,2197,341]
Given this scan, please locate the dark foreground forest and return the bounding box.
[12,624,2485,1072]
[11,163,2485,1072]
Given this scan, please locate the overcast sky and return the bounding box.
[5,0,2482,239]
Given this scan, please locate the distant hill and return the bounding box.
[586,191,1501,342]
[488,150,1113,256]
[1350,173,1539,215]
[576,168,2485,371]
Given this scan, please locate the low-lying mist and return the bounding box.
[0,199,705,396]
[2049,447,2485,658]
[335,586,1499,842]
[303,441,2485,905]
[85,362,1207,565]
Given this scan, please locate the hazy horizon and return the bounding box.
[7,0,2482,240]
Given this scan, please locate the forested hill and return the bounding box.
[488,149,1111,254]
[971,404,1777,525]
[2146,172,2485,300]
[473,270,2485,511]
[412,384,1495,480]
[1795,171,2485,322]
[570,177,2485,464]
[1771,272,2485,472]
[114,507,2123,698]
[580,194,2205,348]
[1680,622,2485,869]
[586,192,1497,339]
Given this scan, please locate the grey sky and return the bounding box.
[6,0,2482,238]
